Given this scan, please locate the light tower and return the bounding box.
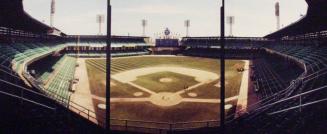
[184,20,190,37]
[97,14,105,35]
[275,2,280,30]
[142,19,147,36]
[227,16,234,37]
[50,0,55,27]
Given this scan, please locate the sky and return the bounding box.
[24,0,307,37]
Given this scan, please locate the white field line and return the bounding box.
[174,79,216,95]
[111,98,150,102]
[91,95,106,102]
[127,82,157,95]
[182,96,238,103]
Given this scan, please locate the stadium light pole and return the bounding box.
[106,0,111,133]
[220,0,226,133]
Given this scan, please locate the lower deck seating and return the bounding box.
[226,44,327,134]
[0,43,66,73]
[42,56,77,101]
[0,52,102,133]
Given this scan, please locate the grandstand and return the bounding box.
[0,0,106,133]
[1,0,327,133]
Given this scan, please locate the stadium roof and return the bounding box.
[0,0,52,34]
[265,0,327,39]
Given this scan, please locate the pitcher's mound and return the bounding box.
[159,78,173,83]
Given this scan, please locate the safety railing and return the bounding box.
[23,71,105,127]
[110,118,220,134]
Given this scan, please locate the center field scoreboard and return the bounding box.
[155,39,179,47]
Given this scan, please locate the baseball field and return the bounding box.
[85,55,247,126]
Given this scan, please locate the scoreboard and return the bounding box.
[155,39,179,47]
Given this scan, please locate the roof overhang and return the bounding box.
[265,0,327,39]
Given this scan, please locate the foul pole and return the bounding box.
[106,0,111,132]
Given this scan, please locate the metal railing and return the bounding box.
[23,72,105,127]
[110,118,220,133]
[0,78,56,110]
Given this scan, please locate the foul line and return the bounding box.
[111,98,150,102]
[182,96,238,103]
[127,82,157,95]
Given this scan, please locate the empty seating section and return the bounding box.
[46,56,76,101]
[227,44,327,133]
[251,59,287,99]
[0,43,67,73]
[37,56,66,83]
[266,45,327,73]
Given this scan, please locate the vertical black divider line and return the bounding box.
[106,0,111,133]
[220,0,226,133]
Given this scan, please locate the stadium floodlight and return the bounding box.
[275,2,280,30]
[184,20,190,37]
[50,0,55,27]
[97,14,105,35]
[227,16,235,37]
[142,19,148,36]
